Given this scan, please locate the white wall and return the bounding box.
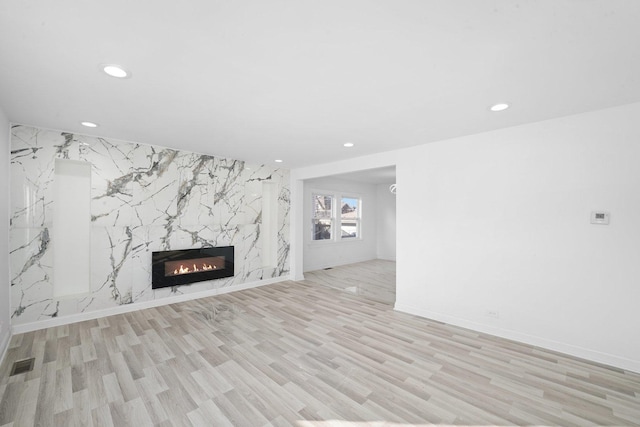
[376,183,396,260]
[0,108,11,361]
[303,176,378,271]
[395,102,640,372]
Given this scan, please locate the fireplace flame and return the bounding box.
[172,263,216,275]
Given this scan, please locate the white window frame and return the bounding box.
[310,190,363,244]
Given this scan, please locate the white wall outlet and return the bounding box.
[486,309,500,319]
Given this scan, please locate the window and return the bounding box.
[340,196,360,239]
[312,194,333,240]
[311,192,362,242]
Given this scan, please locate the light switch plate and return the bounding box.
[591,211,610,225]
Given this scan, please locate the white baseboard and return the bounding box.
[12,276,287,335]
[394,302,640,374]
[304,255,380,273]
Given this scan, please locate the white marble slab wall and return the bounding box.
[9,125,290,325]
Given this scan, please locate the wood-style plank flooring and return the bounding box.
[303,259,396,304]
[1,261,639,426]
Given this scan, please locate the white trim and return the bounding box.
[12,276,287,335]
[394,302,640,374]
[302,253,377,274]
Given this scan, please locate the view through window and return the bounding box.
[341,196,359,238]
[312,194,333,240]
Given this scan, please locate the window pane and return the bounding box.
[341,220,358,238]
[313,219,332,240]
[341,197,358,219]
[313,194,333,219]
[341,197,359,238]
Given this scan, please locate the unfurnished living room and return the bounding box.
[1,1,639,426]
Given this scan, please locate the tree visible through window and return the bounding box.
[312,194,333,240]
[341,197,359,238]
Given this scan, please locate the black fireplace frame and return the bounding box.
[152,246,234,289]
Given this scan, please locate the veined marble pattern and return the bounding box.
[9,125,290,325]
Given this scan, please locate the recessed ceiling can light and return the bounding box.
[275,159,283,163]
[490,103,510,112]
[343,142,354,147]
[101,64,130,78]
[81,121,98,128]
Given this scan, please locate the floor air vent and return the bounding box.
[10,358,35,376]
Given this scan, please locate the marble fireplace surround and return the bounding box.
[10,125,291,331]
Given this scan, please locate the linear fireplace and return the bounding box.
[152,246,234,289]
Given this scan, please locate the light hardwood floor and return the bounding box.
[303,259,396,304]
[1,261,639,426]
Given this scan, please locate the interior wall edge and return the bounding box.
[0,111,11,365]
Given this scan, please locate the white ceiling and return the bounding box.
[1,1,640,169]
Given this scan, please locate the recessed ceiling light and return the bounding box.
[275,159,283,163]
[101,64,130,78]
[81,121,98,128]
[343,142,354,147]
[490,103,510,112]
